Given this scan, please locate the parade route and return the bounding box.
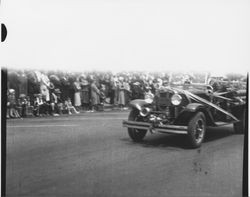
[6,111,244,197]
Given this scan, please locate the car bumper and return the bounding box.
[122,120,188,134]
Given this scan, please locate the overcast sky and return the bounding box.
[1,0,249,74]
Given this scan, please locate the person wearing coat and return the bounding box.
[117,77,126,109]
[90,79,100,111]
[7,89,21,118]
[79,76,90,111]
[73,77,81,111]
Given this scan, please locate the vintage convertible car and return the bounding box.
[122,77,246,148]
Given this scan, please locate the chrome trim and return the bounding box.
[156,129,187,134]
[157,124,188,130]
[123,125,149,130]
[123,120,188,134]
[123,120,151,127]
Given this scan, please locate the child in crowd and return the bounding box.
[65,98,80,115]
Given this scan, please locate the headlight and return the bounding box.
[140,107,151,117]
[171,94,182,105]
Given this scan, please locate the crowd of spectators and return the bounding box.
[6,69,170,118]
[6,69,246,119]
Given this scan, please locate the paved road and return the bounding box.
[6,112,244,197]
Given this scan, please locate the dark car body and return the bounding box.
[123,82,246,148]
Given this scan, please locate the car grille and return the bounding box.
[155,92,177,118]
[158,92,172,107]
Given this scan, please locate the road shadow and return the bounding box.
[204,126,234,143]
[121,125,235,149]
[121,134,190,149]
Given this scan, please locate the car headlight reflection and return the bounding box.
[171,94,182,105]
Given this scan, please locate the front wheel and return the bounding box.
[127,109,147,142]
[187,112,206,148]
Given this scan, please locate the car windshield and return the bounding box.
[169,72,207,85]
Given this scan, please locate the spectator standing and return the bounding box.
[27,71,40,105]
[114,76,119,105]
[7,89,20,118]
[117,77,126,109]
[103,73,111,102]
[73,77,81,111]
[39,71,52,105]
[99,84,106,111]
[54,89,63,114]
[79,76,90,111]
[90,79,100,111]
[60,75,71,102]
[123,77,131,107]
[109,75,116,105]
[50,88,63,116]
[68,74,76,106]
[18,70,28,96]
[49,74,61,92]
[131,81,144,100]
[25,96,34,117]
[18,94,27,117]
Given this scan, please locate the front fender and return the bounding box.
[184,103,205,112]
[129,99,148,111]
[177,103,215,126]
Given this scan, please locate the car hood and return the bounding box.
[158,84,238,122]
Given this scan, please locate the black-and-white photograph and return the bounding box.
[1,0,249,197]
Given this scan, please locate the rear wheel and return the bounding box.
[187,112,206,148]
[127,109,147,142]
[234,108,246,134]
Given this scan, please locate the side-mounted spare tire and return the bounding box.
[127,109,147,142]
[234,108,246,134]
[187,112,206,148]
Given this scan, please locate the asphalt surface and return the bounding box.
[6,111,244,197]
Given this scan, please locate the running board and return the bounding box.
[214,121,238,127]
